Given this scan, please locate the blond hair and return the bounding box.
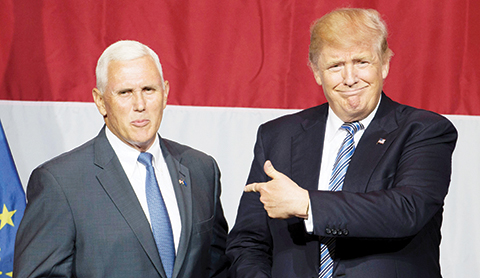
[309,8,393,69]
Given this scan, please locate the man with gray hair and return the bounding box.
[227,8,456,277]
[14,40,229,278]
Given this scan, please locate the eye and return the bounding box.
[328,64,343,72]
[117,90,132,95]
[143,87,156,94]
[357,60,370,68]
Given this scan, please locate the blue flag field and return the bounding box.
[0,121,26,277]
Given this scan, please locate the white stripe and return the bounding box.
[1,101,479,277]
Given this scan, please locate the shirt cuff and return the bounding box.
[304,199,314,233]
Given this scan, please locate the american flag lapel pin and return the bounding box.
[179,177,187,186]
[377,138,386,145]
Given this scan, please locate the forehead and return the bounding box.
[319,44,380,64]
[107,56,162,87]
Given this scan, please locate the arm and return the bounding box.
[208,158,230,278]
[243,112,457,240]
[14,167,75,278]
[226,127,273,278]
[310,114,457,238]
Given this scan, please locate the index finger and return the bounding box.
[244,183,259,193]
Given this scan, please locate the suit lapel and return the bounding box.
[93,128,165,277]
[160,138,193,278]
[291,105,328,192]
[287,105,327,233]
[344,94,399,193]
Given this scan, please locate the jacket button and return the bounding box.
[332,229,338,235]
[342,229,349,236]
[325,228,332,234]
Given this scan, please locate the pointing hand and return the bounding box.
[244,160,310,219]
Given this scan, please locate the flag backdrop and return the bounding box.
[1,0,479,276]
[0,121,26,277]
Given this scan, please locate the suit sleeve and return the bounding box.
[226,126,273,278]
[14,167,75,278]
[310,113,458,238]
[208,157,230,278]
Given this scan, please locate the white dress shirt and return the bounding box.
[305,96,381,231]
[106,128,182,253]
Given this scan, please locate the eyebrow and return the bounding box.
[352,54,375,62]
[117,88,133,93]
[323,53,376,67]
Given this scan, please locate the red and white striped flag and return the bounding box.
[1,1,479,276]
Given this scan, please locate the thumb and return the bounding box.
[264,160,281,180]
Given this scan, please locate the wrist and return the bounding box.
[295,190,310,219]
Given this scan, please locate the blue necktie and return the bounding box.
[138,152,175,278]
[319,122,363,278]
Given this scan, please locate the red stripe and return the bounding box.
[1,0,479,115]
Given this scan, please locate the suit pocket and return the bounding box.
[194,214,214,234]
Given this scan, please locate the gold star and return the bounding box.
[0,204,16,230]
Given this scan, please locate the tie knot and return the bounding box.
[138,152,154,167]
[341,121,364,136]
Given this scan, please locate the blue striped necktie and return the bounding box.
[138,152,175,278]
[319,121,364,278]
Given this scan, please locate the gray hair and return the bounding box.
[95,40,165,93]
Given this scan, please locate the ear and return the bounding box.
[382,60,390,79]
[92,88,107,117]
[312,68,323,86]
[162,80,170,108]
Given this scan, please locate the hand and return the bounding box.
[244,160,310,219]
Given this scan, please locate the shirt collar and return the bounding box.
[105,127,162,174]
[326,94,381,140]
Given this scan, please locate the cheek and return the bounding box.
[150,95,167,111]
[361,68,383,83]
[324,73,344,88]
[106,101,131,120]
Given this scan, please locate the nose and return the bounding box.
[133,90,146,111]
[342,64,358,86]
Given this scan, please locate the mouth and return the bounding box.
[131,119,150,127]
[338,86,367,96]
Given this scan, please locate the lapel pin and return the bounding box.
[179,178,187,186]
[377,138,386,145]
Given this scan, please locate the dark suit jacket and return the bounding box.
[226,94,457,278]
[14,127,229,278]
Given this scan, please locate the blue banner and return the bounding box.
[0,121,26,277]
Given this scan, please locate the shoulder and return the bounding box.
[371,97,458,154]
[162,138,218,168]
[259,104,327,135]
[36,137,96,174]
[26,136,99,198]
[393,102,457,136]
[377,94,457,136]
[161,139,221,189]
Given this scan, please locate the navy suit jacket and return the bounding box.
[14,127,229,278]
[226,94,457,277]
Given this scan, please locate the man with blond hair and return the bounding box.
[227,8,457,277]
